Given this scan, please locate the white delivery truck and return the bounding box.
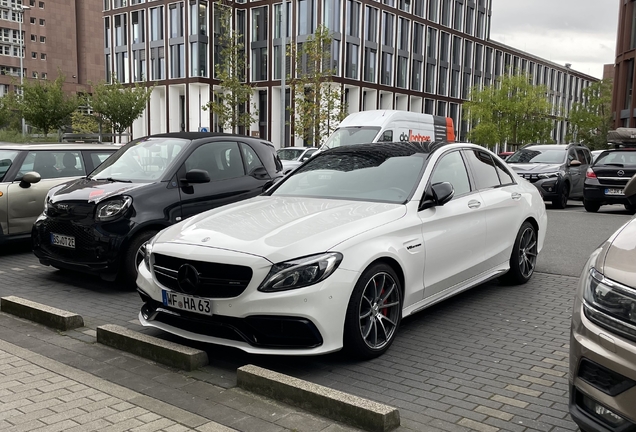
[320,110,455,151]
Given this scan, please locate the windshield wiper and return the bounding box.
[96,177,133,183]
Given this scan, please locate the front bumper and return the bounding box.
[136,243,360,355]
[32,215,129,279]
[518,176,563,199]
[569,297,636,431]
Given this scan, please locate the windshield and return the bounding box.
[595,151,636,166]
[89,137,187,182]
[0,150,18,182]
[277,148,305,161]
[272,145,426,203]
[321,127,381,150]
[507,148,566,164]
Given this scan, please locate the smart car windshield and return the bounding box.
[0,150,18,182]
[271,144,427,203]
[321,127,381,150]
[89,138,187,182]
[507,148,566,164]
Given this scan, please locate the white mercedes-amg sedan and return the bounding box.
[136,142,547,358]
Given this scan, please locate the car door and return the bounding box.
[177,140,269,220]
[462,148,524,270]
[566,148,583,195]
[0,149,21,237]
[572,147,590,197]
[7,150,86,235]
[419,149,487,299]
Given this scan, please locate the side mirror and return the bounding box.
[419,182,455,211]
[19,171,41,188]
[182,169,210,184]
[250,166,270,180]
[569,159,581,167]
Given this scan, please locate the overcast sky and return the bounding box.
[489,0,619,79]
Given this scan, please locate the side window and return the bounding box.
[89,152,113,168]
[184,141,245,181]
[379,130,393,142]
[462,149,500,190]
[302,149,317,161]
[567,149,577,163]
[575,148,588,164]
[18,151,85,179]
[430,151,471,197]
[493,158,515,185]
[240,143,264,174]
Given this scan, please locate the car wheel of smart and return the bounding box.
[344,263,402,359]
[121,230,158,288]
[500,221,537,285]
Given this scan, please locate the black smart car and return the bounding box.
[583,148,636,213]
[32,133,283,285]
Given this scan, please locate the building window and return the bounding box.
[39,19,45,26]
[114,14,126,46]
[476,10,485,38]
[465,4,474,35]
[170,44,185,79]
[40,53,46,60]
[411,59,422,91]
[251,6,268,81]
[454,0,463,31]
[398,0,410,13]
[345,43,358,79]
[364,47,376,82]
[150,6,164,41]
[133,49,146,81]
[132,10,145,44]
[190,41,207,77]
[30,0,36,5]
[40,36,45,43]
[103,0,110,10]
[438,65,448,95]
[105,53,111,81]
[30,34,36,41]
[39,1,44,8]
[439,32,449,63]
[190,0,208,36]
[424,98,434,114]
[426,27,437,59]
[440,0,450,26]
[363,6,378,83]
[29,17,35,24]
[170,3,184,39]
[413,0,424,17]
[345,0,359,37]
[425,62,435,93]
[31,51,36,58]
[115,51,128,82]
[298,0,315,35]
[396,56,407,88]
[150,47,165,80]
[169,3,185,79]
[32,71,37,78]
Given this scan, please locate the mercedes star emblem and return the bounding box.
[618,170,625,176]
[177,264,200,294]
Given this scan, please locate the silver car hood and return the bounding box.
[601,217,636,288]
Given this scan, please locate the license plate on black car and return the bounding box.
[50,233,75,249]
[605,188,624,196]
[162,290,212,316]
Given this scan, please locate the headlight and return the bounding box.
[43,195,50,215]
[583,268,636,341]
[95,196,132,221]
[258,252,343,292]
[538,170,565,179]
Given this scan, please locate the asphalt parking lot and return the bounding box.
[0,201,633,432]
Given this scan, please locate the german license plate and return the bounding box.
[50,233,75,249]
[605,188,624,196]
[162,290,212,316]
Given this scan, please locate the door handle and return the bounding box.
[511,192,522,200]
[468,200,481,209]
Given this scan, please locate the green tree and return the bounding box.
[202,1,257,133]
[289,24,346,147]
[464,73,554,149]
[17,73,79,138]
[567,79,612,150]
[0,92,19,130]
[90,78,154,143]
[70,110,100,134]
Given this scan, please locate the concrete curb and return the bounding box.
[0,295,84,331]
[96,324,209,371]
[237,364,400,432]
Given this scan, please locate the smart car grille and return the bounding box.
[36,219,100,261]
[577,359,636,396]
[153,253,252,299]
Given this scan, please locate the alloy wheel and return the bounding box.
[518,227,537,279]
[358,272,401,350]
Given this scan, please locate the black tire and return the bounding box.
[552,183,569,209]
[625,203,636,214]
[343,263,403,359]
[584,199,601,213]
[121,230,158,288]
[500,221,538,285]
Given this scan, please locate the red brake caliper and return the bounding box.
[380,289,388,316]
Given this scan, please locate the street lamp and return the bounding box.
[18,5,30,136]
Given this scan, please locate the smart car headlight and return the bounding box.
[583,268,636,341]
[258,252,343,292]
[95,196,132,221]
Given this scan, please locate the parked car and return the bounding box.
[583,148,636,213]
[136,141,547,358]
[0,143,117,243]
[569,174,636,431]
[32,133,283,285]
[277,146,318,174]
[498,151,514,161]
[507,143,592,209]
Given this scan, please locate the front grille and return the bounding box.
[36,218,101,262]
[578,359,636,396]
[153,253,252,299]
[519,173,540,183]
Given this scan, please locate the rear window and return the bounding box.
[595,151,636,166]
[0,149,19,182]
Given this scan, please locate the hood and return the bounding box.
[156,196,406,263]
[602,217,636,289]
[508,163,563,174]
[49,178,150,204]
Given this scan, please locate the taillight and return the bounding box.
[586,168,597,179]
